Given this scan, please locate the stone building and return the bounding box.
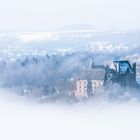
[75,68,106,98]
[75,59,138,98]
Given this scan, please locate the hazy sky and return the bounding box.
[0,0,140,32]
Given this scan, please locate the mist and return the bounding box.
[0,31,139,102]
[1,0,140,138]
[0,30,140,140]
[0,89,140,140]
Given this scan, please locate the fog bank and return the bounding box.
[0,90,140,140]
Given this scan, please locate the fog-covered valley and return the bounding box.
[0,30,140,140]
[0,90,140,140]
[0,30,140,101]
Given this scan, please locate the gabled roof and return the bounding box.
[113,60,134,74]
[79,68,106,80]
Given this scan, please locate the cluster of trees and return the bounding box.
[0,52,93,98]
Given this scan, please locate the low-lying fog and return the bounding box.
[0,89,140,140]
[0,31,140,140]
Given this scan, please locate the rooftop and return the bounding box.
[79,68,106,80]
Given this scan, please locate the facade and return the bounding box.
[75,80,88,97]
[91,80,104,93]
[75,66,106,98]
[75,79,104,98]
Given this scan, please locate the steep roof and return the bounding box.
[79,68,106,80]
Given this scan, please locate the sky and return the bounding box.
[0,0,140,32]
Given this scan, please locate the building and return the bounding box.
[75,66,106,98]
[113,60,137,88]
[75,59,139,98]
